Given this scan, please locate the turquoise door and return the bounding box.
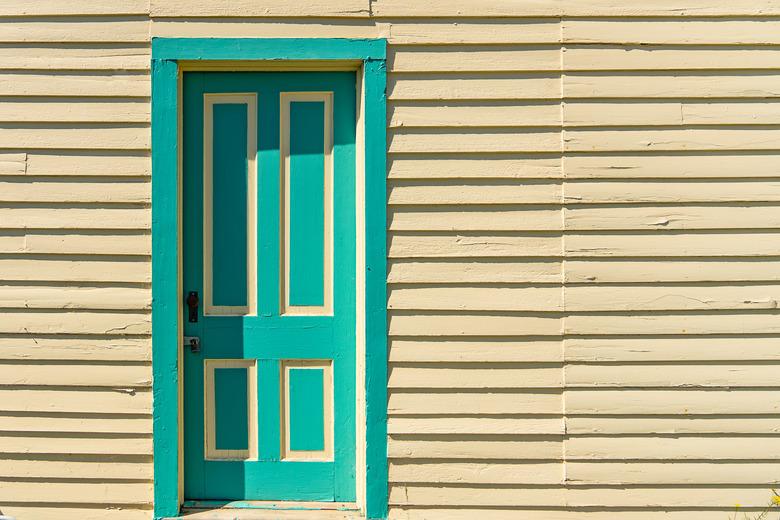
[182,71,356,501]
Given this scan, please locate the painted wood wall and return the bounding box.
[2,1,780,518]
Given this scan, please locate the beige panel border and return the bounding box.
[203,358,258,461]
[203,93,258,316]
[280,359,334,461]
[279,91,334,316]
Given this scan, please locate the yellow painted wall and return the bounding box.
[2,1,780,518]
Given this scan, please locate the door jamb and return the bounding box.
[151,38,388,520]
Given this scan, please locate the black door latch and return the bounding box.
[186,291,199,323]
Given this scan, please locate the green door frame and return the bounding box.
[151,38,387,519]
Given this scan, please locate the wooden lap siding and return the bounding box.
[0,0,779,518]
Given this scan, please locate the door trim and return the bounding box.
[151,38,388,520]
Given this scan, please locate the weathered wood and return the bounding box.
[564,73,780,98]
[389,365,563,388]
[389,438,562,460]
[391,46,560,73]
[389,391,563,416]
[390,74,561,100]
[388,156,562,180]
[150,0,369,17]
[388,260,561,284]
[389,286,562,312]
[390,102,561,128]
[565,285,780,311]
[564,337,780,362]
[390,208,562,231]
[390,339,563,363]
[389,182,562,206]
[390,461,563,485]
[389,233,562,258]
[390,313,562,336]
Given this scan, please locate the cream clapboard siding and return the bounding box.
[0,2,153,520]
[2,1,780,519]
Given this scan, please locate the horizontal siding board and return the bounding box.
[0,73,150,97]
[388,438,562,460]
[564,101,780,126]
[389,366,563,389]
[388,156,562,180]
[389,74,561,100]
[0,207,150,230]
[152,19,382,39]
[388,260,561,284]
[565,337,780,362]
[0,232,150,256]
[0,0,149,15]
[0,388,150,414]
[390,208,562,231]
[0,458,152,480]
[388,417,564,435]
[0,362,151,387]
[564,153,780,179]
[373,0,780,16]
[387,21,560,45]
[563,19,780,45]
[566,260,780,284]
[564,205,780,231]
[567,462,780,485]
[566,389,780,414]
[565,436,780,460]
[0,337,150,362]
[565,180,780,204]
[564,234,780,259]
[0,126,149,150]
[390,102,561,128]
[390,339,563,363]
[150,0,370,17]
[565,285,780,311]
[0,19,150,43]
[565,313,780,335]
[0,257,150,283]
[0,100,151,123]
[25,153,150,176]
[563,127,780,152]
[563,45,780,71]
[0,45,150,71]
[0,285,151,310]
[565,363,780,387]
[390,46,560,72]
[390,129,561,153]
[390,487,773,509]
[389,391,563,416]
[389,183,562,205]
[564,73,780,99]
[389,286,562,312]
[389,234,562,258]
[0,507,150,520]
[0,481,152,504]
[566,416,780,435]
[0,435,151,455]
[0,311,150,335]
[390,461,563,485]
[389,313,562,336]
[0,414,151,434]
[0,179,149,203]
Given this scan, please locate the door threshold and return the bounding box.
[166,501,362,520]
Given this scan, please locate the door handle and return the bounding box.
[186,291,199,323]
